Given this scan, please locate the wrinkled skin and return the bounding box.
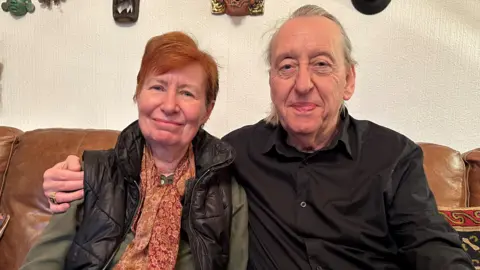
[268,16,356,151]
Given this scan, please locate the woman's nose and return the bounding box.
[160,88,179,114]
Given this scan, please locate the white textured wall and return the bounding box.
[0,0,479,152]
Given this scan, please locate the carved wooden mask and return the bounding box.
[113,0,140,23]
[211,0,264,16]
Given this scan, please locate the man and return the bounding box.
[41,4,473,270]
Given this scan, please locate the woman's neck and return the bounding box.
[148,142,189,174]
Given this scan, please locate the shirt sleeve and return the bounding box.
[227,176,249,270]
[19,198,84,270]
[388,145,474,269]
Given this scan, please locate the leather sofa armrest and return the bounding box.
[418,142,468,207]
[464,149,480,206]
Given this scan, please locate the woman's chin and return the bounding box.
[148,131,181,146]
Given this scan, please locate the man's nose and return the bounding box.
[161,87,178,114]
[294,66,313,94]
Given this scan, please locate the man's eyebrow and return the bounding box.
[274,51,336,62]
[274,51,294,61]
[310,51,335,61]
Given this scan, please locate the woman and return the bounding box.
[20,31,248,270]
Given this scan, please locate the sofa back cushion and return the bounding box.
[465,149,480,206]
[0,127,23,241]
[0,128,119,270]
[418,143,468,207]
[0,127,23,180]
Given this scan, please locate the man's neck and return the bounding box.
[286,117,341,153]
[148,142,189,174]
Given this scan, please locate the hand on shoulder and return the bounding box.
[43,155,85,213]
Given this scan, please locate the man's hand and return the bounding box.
[43,155,85,213]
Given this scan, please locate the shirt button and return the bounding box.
[300,201,307,207]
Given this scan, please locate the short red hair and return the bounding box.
[135,31,219,105]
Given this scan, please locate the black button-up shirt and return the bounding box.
[223,112,473,270]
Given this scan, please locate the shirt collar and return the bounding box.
[262,110,353,159]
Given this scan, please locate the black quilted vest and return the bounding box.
[64,121,235,270]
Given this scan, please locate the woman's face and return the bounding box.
[137,63,213,148]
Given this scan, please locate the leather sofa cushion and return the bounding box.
[419,143,468,207]
[0,136,18,182]
[0,128,23,242]
[0,127,23,179]
[0,128,119,270]
[465,149,480,206]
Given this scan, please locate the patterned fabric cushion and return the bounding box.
[439,207,480,269]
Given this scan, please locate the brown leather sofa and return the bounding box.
[0,126,479,270]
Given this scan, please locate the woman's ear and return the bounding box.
[202,101,215,124]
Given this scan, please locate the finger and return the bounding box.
[52,160,67,170]
[43,178,84,194]
[55,170,84,182]
[53,190,84,204]
[49,202,71,214]
[43,169,84,184]
[43,166,83,182]
[64,155,82,171]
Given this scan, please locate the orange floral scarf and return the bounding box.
[114,144,195,270]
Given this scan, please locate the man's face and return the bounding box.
[269,16,355,138]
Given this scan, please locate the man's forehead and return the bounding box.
[275,16,341,44]
[270,17,342,60]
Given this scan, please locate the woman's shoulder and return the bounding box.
[82,149,117,188]
[82,149,116,166]
[194,129,236,168]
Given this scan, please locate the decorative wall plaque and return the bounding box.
[211,0,264,16]
[351,0,391,15]
[1,0,35,16]
[38,0,65,8]
[113,0,140,23]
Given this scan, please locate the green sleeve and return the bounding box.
[19,198,83,270]
[227,176,249,270]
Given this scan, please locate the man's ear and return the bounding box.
[343,65,356,101]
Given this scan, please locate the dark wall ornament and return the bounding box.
[211,0,264,16]
[38,0,65,9]
[1,0,35,16]
[351,0,391,15]
[113,0,140,23]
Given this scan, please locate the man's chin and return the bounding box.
[284,123,320,136]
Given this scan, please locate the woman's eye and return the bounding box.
[152,85,165,91]
[181,91,194,97]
